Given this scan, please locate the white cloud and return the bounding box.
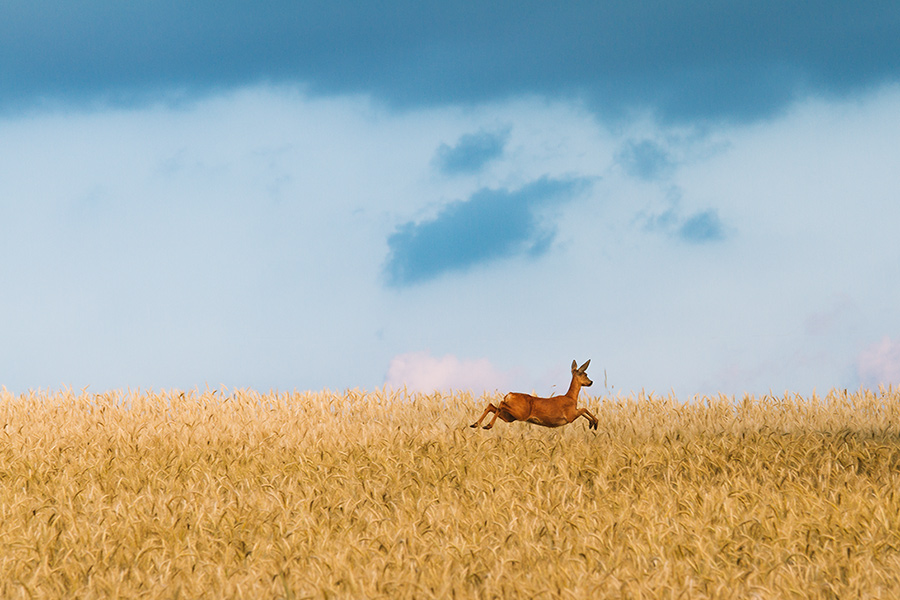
[857,337,900,388]
[385,351,511,393]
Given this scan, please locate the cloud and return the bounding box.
[678,209,726,243]
[383,176,592,287]
[432,128,510,175]
[857,336,900,388]
[385,351,509,393]
[639,188,727,244]
[4,3,900,122]
[616,139,673,180]
[804,295,856,336]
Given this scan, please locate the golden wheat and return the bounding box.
[2,387,900,599]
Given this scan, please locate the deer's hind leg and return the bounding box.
[484,399,522,429]
[471,401,517,429]
[471,403,499,428]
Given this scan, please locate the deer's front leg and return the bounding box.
[572,407,599,430]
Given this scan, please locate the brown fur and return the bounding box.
[470,359,599,430]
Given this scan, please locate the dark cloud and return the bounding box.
[384,176,591,287]
[433,128,510,175]
[3,2,899,122]
[678,210,726,243]
[616,139,673,180]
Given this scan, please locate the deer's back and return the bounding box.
[505,391,573,417]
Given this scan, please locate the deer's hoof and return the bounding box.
[469,423,478,428]
[482,424,493,430]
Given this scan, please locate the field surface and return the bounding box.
[2,387,900,599]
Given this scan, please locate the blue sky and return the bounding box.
[2,3,899,396]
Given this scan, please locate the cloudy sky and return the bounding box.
[2,2,899,397]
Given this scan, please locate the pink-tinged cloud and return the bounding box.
[385,351,510,393]
[857,336,900,388]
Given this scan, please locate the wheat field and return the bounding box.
[2,387,900,599]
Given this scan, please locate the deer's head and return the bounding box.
[571,359,592,387]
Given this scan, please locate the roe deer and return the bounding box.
[470,359,599,430]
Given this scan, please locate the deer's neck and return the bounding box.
[565,376,581,401]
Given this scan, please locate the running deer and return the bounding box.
[470,359,599,430]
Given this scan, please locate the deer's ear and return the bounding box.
[579,359,591,372]
[571,359,578,372]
